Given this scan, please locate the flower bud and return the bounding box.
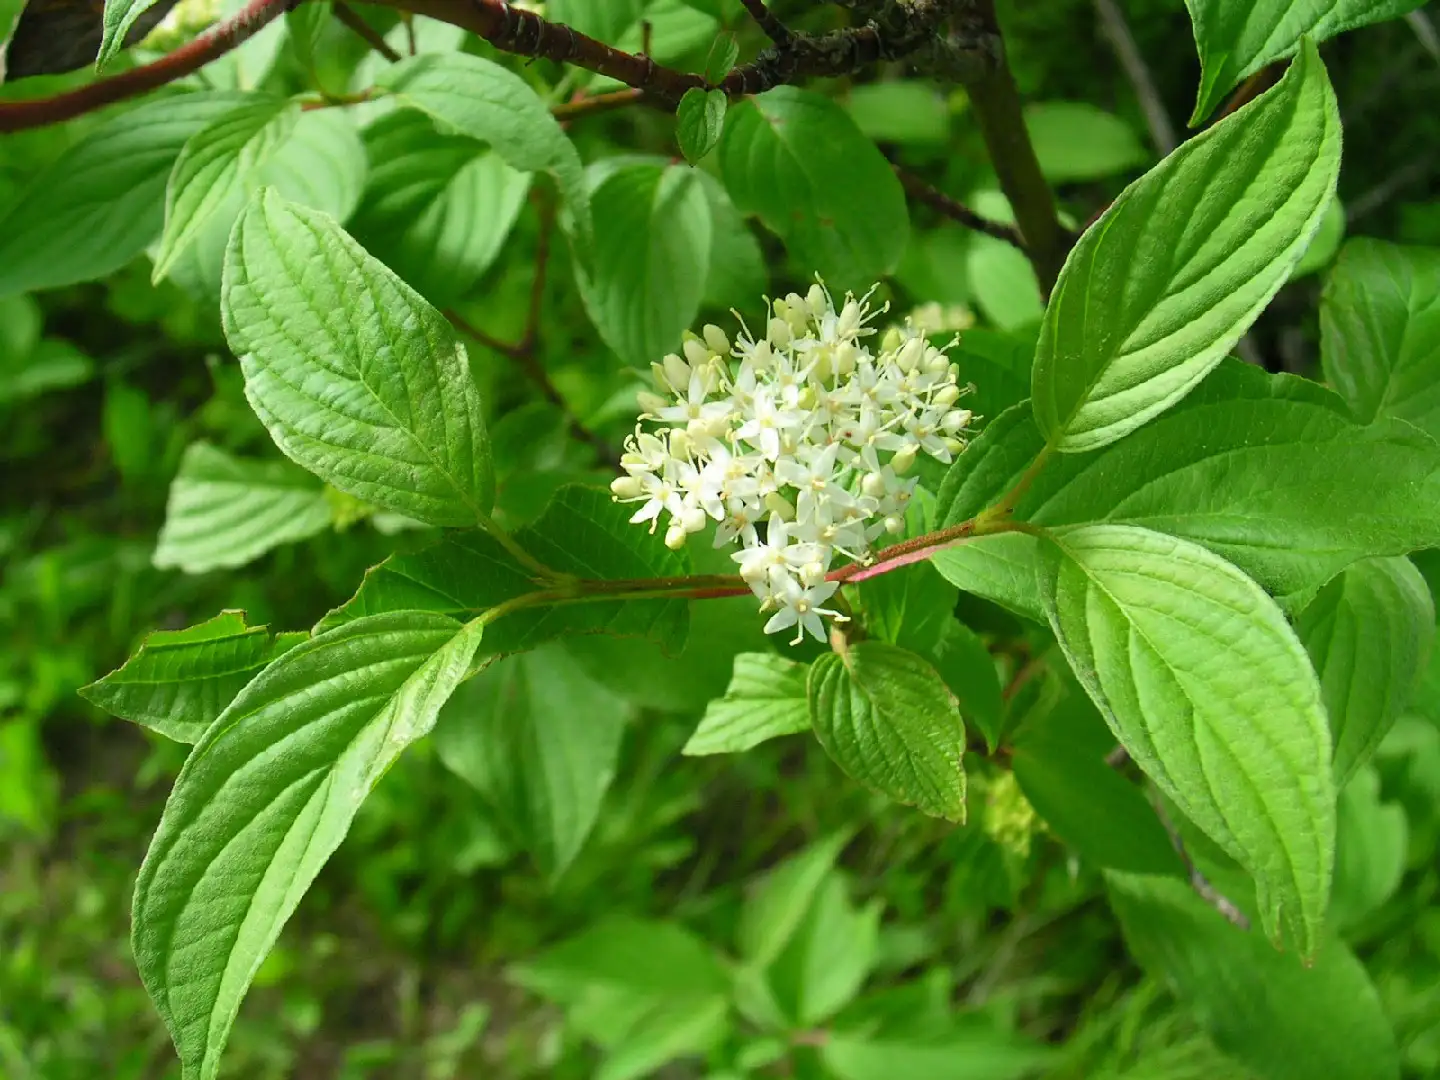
[833,341,858,375]
[681,505,708,533]
[665,522,688,550]
[610,475,644,499]
[884,514,905,534]
[683,336,710,367]
[891,444,917,475]
[934,384,961,407]
[636,390,668,414]
[806,283,827,316]
[669,429,692,459]
[703,324,730,355]
[650,361,673,393]
[662,352,690,390]
[879,327,903,355]
[942,408,972,433]
[943,436,966,456]
[861,471,887,499]
[767,317,793,347]
[896,336,924,372]
[927,353,950,376]
[837,299,863,338]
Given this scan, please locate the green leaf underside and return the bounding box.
[1108,872,1400,1080]
[1038,524,1334,954]
[1296,557,1434,787]
[1031,41,1340,453]
[933,361,1440,619]
[221,189,494,526]
[808,643,966,821]
[575,163,713,367]
[1186,0,1424,123]
[432,643,627,878]
[349,110,531,307]
[0,92,251,298]
[132,611,484,1080]
[1320,238,1440,434]
[153,442,332,574]
[683,652,811,755]
[79,612,306,743]
[97,0,163,69]
[375,54,591,242]
[718,86,908,289]
[319,484,689,656]
[155,96,300,282]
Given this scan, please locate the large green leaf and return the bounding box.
[736,831,851,969]
[0,92,249,297]
[1320,238,1440,434]
[574,163,713,367]
[152,442,332,574]
[1297,557,1434,787]
[153,95,300,282]
[719,87,908,289]
[432,642,627,879]
[348,110,531,307]
[1031,41,1339,452]
[683,652,811,756]
[79,612,306,743]
[808,643,966,821]
[132,611,484,1080]
[1023,102,1148,182]
[934,362,1440,615]
[1108,872,1400,1080]
[319,485,689,655]
[767,872,880,1025]
[221,189,493,526]
[1039,525,1334,954]
[822,1027,1054,1080]
[375,54,590,241]
[1186,0,1424,123]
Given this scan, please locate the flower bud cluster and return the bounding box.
[611,283,973,644]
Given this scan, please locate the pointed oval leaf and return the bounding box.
[807,643,965,821]
[677,87,727,164]
[1032,41,1340,453]
[132,611,484,1080]
[1038,524,1334,954]
[97,0,165,69]
[221,189,493,526]
[683,652,811,756]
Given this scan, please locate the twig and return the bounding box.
[741,0,794,45]
[1211,63,1283,124]
[517,192,554,357]
[0,0,290,133]
[1001,654,1046,702]
[1150,794,1250,931]
[445,308,525,362]
[551,88,646,122]
[1346,153,1438,223]
[333,2,402,62]
[1092,0,1176,154]
[1405,8,1440,63]
[892,165,1026,249]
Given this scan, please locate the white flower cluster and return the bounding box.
[611,283,973,644]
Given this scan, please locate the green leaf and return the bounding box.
[375,54,591,242]
[285,0,331,68]
[97,0,163,69]
[683,652,811,755]
[574,163,712,366]
[221,188,493,526]
[432,643,627,879]
[1031,41,1340,452]
[153,95,299,282]
[1107,872,1400,1080]
[950,327,1035,424]
[676,88,727,165]
[853,561,957,655]
[79,612,306,743]
[1330,765,1408,930]
[0,92,250,297]
[349,110,531,307]
[704,32,739,82]
[822,1026,1055,1080]
[132,611,484,1080]
[697,171,766,312]
[931,622,1005,753]
[845,81,950,146]
[1023,102,1148,182]
[595,997,729,1080]
[1187,0,1424,123]
[1038,524,1334,954]
[935,363,1440,615]
[152,442,332,574]
[1296,557,1434,787]
[1320,238,1440,433]
[767,872,880,1025]
[808,643,966,821]
[719,86,908,290]
[514,916,729,1002]
[320,485,689,656]
[737,831,850,969]
[1289,192,1345,279]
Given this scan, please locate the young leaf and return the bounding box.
[375,54,591,241]
[719,87,908,289]
[1038,524,1334,955]
[0,92,250,298]
[677,88,727,164]
[574,163,713,366]
[1107,872,1400,1080]
[221,189,493,526]
[1320,238,1440,434]
[1297,557,1434,787]
[132,611,485,1080]
[683,652,811,756]
[808,643,966,821]
[320,485,690,655]
[97,0,164,69]
[79,612,305,743]
[432,643,627,879]
[1031,41,1340,452]
[1187,0,1424,123]
[152,442,332,574]
[348,110,531,306]
[736,831,851,970]
[153,95,299,282]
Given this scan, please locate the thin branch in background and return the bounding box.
[333,2,402,62]
[892,165,1027,249]
[1212,63,1283,124]
[551,88,647,122]
[1405,8,1440,63]
[517,192,555,357]
[740,0,794,45]
[1092,0,1176,154]
[1346,152,1438,222]
[1150,793,1251,931]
